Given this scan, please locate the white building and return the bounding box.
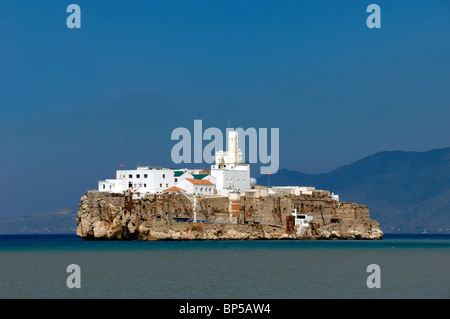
[99,166,191,194]
[98,166,220,196]
[98,131,252,196]
[176,178,215,195]
[210,131,250,195]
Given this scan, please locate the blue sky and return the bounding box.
[0,1,449,217]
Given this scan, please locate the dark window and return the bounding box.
[144,184,146,187]
[129,174,132,178]
[163,174,165,178]
[136,174,140,178]
[144,174,148,178]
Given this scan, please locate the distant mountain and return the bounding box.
[257,147,450,233]
[0,209,77,234]
[2,148,449,234]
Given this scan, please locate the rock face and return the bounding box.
[76,191,383,240]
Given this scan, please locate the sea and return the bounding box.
[0,234,448,299]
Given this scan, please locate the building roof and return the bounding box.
[163,186,186,192]
[184,178,214,185]
[192,174,208,179]
[173,171,186,177]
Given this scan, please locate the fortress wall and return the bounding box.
[76,190,382,240]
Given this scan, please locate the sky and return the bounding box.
[0,0,449,218]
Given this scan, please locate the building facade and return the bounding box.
[98,130,251,196]
[99,166,190,194]
[211,130,250,194]
[176,178,215,195]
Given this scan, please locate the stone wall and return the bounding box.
[76,190,383,240]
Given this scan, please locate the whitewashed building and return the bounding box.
[98,166,219,196]
[211,131,250,195]
[176,178,215,195]
[98,166,191,194]
[98,131,251,196]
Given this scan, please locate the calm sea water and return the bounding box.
[0,234,448,299]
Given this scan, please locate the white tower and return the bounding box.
[211,130,249,195]
[227,131,239,164]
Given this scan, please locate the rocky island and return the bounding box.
[76,186,383,241]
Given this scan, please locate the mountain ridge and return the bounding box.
[0,147,448,234]
[257,147,450,233]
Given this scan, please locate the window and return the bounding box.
[144,184,146,187]
[175,178,178,182]
[160,183,162,188]
[103,184,105,189]
[163,174,165,178]
[129,182,132,188]
[238,179,240,183]
[144,174,148,178]
[136,174,140,178]
[129,174,132,178]
[166,183,168,187]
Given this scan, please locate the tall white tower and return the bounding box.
[214,130,243,166]
[227,131,239,164]
[211,130,249,195]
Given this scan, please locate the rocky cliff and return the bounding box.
[76,190,383,240]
